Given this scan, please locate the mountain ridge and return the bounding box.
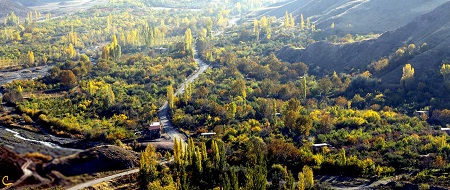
[248,0,449,34]
[276,0,450,84]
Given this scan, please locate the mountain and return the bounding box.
[0,0,30,19]
[276,0,450,84]
[248,0,449,34]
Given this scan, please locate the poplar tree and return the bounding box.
[184,28,194,58]
[167,85,174,109]
[306,18,311,29]
[401,63,415,88]
[254,19,259,41]
[27,51,35,65]
[140,144,159,189]
[289,13,295,27]
[302,166,314,189]
[284,11,290,28]
[68,43,76,59]
[300,14,305,30]
[297,172,305,190]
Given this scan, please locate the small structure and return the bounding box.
[200,132,216,138]
[145,122,161,139]
[441,128,450,135]
[155,47,168,54]
[414,111,429,118]
[311,143,332,153]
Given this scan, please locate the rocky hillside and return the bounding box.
[0,0,30,19]
[0,146,26,188]
[248,0,449,34]
[276,1,450,84]
[44,145,139,176]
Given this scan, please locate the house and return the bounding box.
[200,132,216,138]
[311,143,332,153]
[145,122,161,139]
[441,128,450,135]
[414,111,429,118]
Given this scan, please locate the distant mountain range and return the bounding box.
[276,0,450,84]
[0,0,30,18]
[248,0,449,34]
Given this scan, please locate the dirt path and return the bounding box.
[4,160,32,190]
[66,169,139,190]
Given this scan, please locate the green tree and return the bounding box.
[59,70,77,88]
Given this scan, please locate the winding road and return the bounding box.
[158,49,210,144]
[65,49,210,190]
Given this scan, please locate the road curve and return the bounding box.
[66,169,139,190]
[158,49,210,144]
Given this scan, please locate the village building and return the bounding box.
[144,122,161,139]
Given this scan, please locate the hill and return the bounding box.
[0,0,30,19]
[44,145,139,176]
[248,0,449,34]
[276,0,450,84]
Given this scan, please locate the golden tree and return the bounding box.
[401,63,415,88]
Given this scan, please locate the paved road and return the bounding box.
[66,169,139,190]
[157,49,210,144]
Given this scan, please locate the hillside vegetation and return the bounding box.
[277,0,450,83]
[248,0,449,34]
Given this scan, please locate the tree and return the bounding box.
[253,19,259,41]
[269,164,287,190]
[184,28,194,58]
[306,18,311,29]
[206,18,213,38]
[401,63,415,89]
[331,22,335,29]
[27,51,35,65]
[59,70,77,88]
[284,11,290,28]
[295,115,313,137]
[297,172,305,190]
[68,43,76,59]
[140,144,160,189]
[440,63,450,80]
[318,77,333,96]
[167,85,174,109]
[231,79,246,99]
[299,14,305,30]
[302,166,314,189]
[289,14,295,27]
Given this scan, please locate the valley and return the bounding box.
[1,0,450,189]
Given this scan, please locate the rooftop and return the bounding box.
[313,143,330,147]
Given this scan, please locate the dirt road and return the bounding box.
[66,169,139,190]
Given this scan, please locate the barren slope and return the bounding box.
[276,1,450,84]
[249,0,449,34]
[0,0,30,19]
